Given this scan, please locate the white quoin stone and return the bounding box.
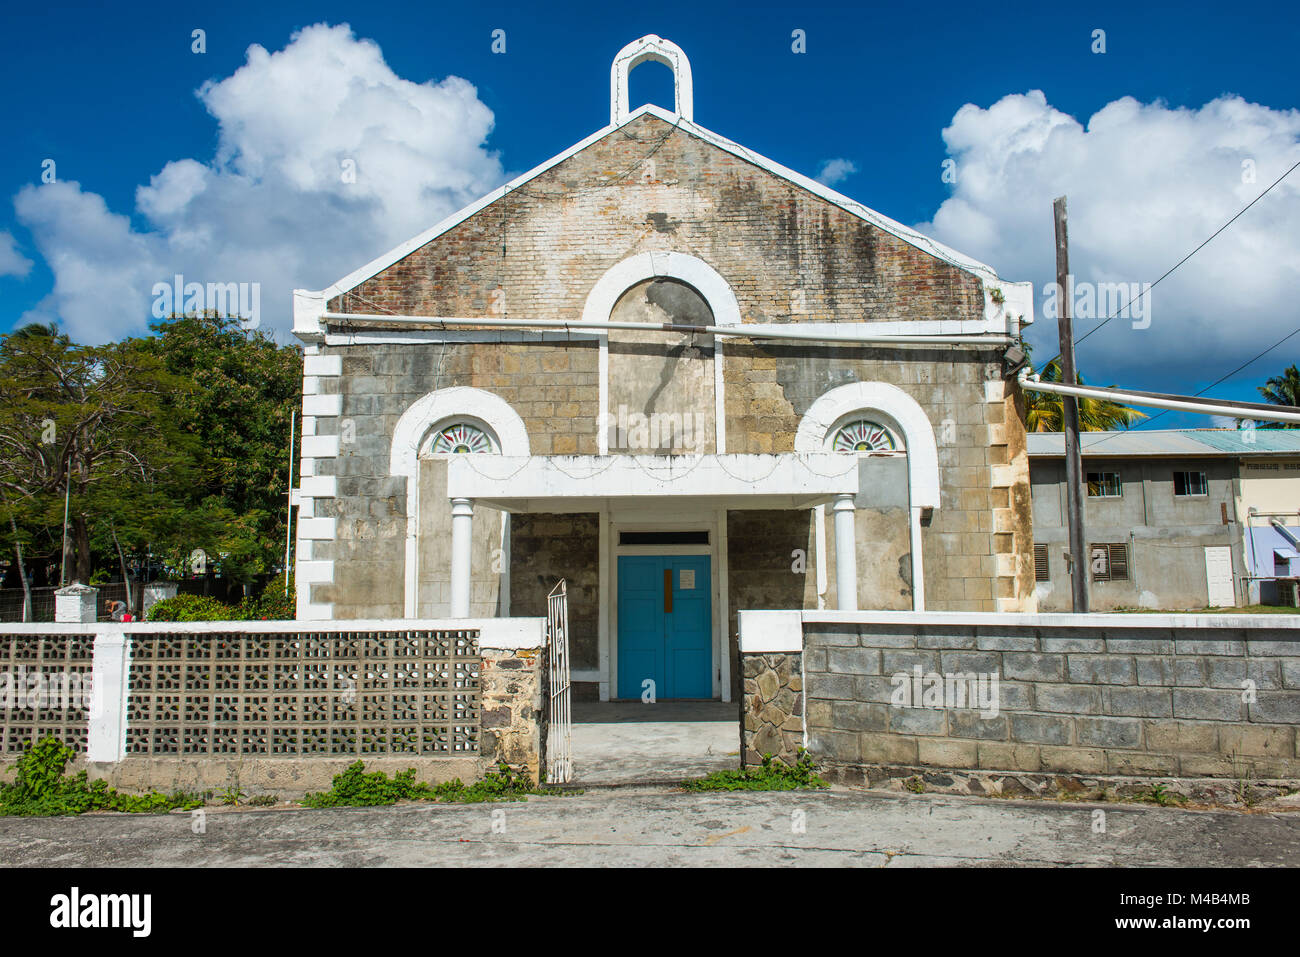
[55,583,98,623]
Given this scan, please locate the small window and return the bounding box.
[832,419,897,453]
[1173,471,1208,496]
[619,531,709,546]
[1090,542,1130,582]
[1086,472,1122,497]
[1033,544,1049,582]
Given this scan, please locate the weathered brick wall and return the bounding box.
[510,513,600,674]
[804,621,1300,778]
[331,114,983,325]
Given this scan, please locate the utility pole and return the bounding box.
[1054,196,1089,612]
[60,461,71,586]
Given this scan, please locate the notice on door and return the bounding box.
[679,569,695,590]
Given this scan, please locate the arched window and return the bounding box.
[427,421,497,454]
[831,419,899,453]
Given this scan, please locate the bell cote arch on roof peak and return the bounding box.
[610,35,694,126]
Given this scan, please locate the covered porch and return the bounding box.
[445,453,863,701]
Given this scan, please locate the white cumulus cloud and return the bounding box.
[815,158,858,186]
[14,23,504,343]
[0,231,33,278]
[917,90,1300,393]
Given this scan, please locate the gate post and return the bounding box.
[738,611,805,767]
[478,619,548,783]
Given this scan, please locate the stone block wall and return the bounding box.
[480,646,548,783]
[800,617,1300,779]
[741,652,804,766]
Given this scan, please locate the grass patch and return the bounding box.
[0,737,206,817]
[681,751,828,792]
[301,760,567,808]
[1112,604,1300,615]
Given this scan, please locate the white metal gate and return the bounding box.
[546,579,573,783]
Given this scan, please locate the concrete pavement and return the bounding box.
[2,786,1297,867]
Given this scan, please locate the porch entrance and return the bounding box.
[616,555,711,699]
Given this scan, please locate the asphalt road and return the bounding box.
[3,787,1298,867]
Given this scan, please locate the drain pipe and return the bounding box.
[320,311,1016,348]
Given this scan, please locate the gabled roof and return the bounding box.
[1027,429,1300,458]
[294,38,1033,339]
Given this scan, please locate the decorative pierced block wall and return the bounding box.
[0,633,95,753]
[125,629,481,757]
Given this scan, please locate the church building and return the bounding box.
[292,35,1038,701]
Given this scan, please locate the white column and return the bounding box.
[87,629,129,764]
[910,505,927,611]
[450,497,474,618]
[832,493,858,611]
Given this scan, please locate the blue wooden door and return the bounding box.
[617,555,712,699]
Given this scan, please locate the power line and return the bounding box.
[1073,320,1300,447]
[1045,155,1300,365]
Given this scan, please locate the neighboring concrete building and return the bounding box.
[1028,429,1300,610]
[291,35,1038,701]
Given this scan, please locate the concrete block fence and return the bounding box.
[740,610,1300,781]
[0,618,548,796]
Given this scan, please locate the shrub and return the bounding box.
[236,571,295,620]
[146,592,239,622]
[681,750,828,792]
[0,736,205,816]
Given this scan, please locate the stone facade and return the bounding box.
[741,652,805,766]
[801,619,1300,779]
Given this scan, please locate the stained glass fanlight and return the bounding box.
[430,422,495,454]
[832,419,896,453]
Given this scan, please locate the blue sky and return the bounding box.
[1,0,1297,426]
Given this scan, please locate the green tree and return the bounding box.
[1025,356,1148,432]
[0,330,200,584]
[1253,363,1300,429]
[143,313,301,582]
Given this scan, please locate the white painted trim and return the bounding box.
[389,387,530,618]
[738,610,804,653]
[795,381,941,509]
[716,506,731,701]
[325,329,605,347]
[598,510,611,701]
[476,616,546,650]
[611,35,693,125]
[293,102,1030,343]
[87,630,129,763]
[796,610,1300,629]
[572,669,602,682]
[714,337,727,454]
[580,251,742,327]
[910,505,927,612]
[447,453,858,510]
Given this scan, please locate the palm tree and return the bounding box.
[1256,364,1300,429]
[1025,357,1148,432]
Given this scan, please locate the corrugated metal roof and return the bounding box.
[1027,429,1300,458]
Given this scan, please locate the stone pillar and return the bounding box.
[738,610,806,768]
[478,618,548,783]
[449,497,474,618]
[87,629,129,763]
[55,582,98,623]
[832,493,858,611]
